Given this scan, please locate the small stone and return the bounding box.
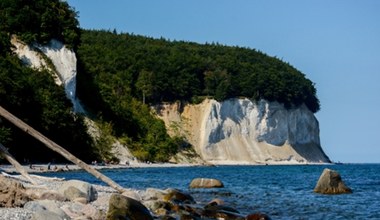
[246,212,271,220]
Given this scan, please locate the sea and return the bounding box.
[42,164,380,219]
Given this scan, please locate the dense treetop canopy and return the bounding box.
[78,30,320,113]
[0,0,80,48]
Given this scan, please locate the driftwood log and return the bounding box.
[0,105,126,193]
[0,143,38,185]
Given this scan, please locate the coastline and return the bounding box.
[0,160,334,175]
[0,162,201,175]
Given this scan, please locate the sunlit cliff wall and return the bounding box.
[157,98,330,164]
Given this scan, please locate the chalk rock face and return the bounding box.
[314,168,352,194]
[11,36,85,113]
[157,98,330,164]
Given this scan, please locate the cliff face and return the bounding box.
[11,36,84,113]
[157,99,330,164]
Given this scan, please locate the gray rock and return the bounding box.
[58,180,97,202]
[122,189,142,201]
[25,200,70,219]
[106,193,153,220]
[0,175,31,207]
[189,178,224,188]
[314,168,352,194]
[39,190,66,202]
[61,203,98,219]
[31,210,69,220]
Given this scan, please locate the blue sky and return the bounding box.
[67,0,380,163]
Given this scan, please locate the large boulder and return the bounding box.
[58,179,97,203]
[314,168,352,194]
[0,175,31,207]
[106,193,153,220]
[189,178,224,188]
[24,200,70,220]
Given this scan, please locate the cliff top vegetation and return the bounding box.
[78,30,320,113]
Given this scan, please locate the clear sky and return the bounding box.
[67,0,380,163]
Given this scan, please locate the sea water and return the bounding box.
[42,164,380,219]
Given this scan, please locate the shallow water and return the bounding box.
[42,164,380,219]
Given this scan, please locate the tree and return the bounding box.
[136,69,154,104]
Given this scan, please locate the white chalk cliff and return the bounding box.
[157,98,330,164]
[11,37,330,165]
[11,36,84,113]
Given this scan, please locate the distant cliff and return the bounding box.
[157,99,330,164]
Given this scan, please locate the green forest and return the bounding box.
[1,0,320,163]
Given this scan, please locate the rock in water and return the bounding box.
[189,178,224,188]
[246,212,271,220]
[314,168,352,194]
[0,175,30,207]
[107,193,153,220]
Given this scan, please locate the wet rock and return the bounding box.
[0,175,31,207]
[246,212,271,220]
[206,198,225,206]
[106,193,153,220]
[189,178,224,188]
[314,168,352,194]
[202,204,244,219]
[143,200,170,214]
[164,188,195,204]
[58,179,97,202]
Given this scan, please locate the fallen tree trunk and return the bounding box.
[0,143,38,185]
[1,172,65,182]
[0,106,126,193]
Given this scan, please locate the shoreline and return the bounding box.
[0,161,335,175]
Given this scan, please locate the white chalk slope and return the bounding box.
[158,99,330,164]
[11,37,84,113]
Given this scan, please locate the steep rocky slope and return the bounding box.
[157,99,330,164]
